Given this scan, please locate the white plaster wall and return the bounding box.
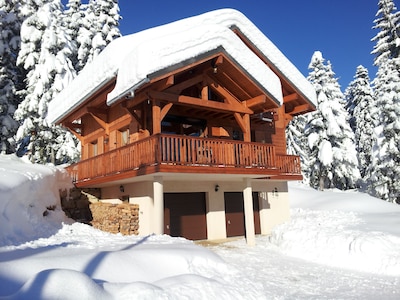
[254,181,290,235]
[129,196,152,235]
[100,179,291,240]
[206,188,227,240]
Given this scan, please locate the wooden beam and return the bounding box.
[108,114,132,132]
[233,113,251,142]
[215,55,224,65]
[165,74,203,94]
[244,95,267,108]
[124,75,175,110]
[203,74,255,113]
[62,122,84,142]
[152,99,161,134]
[284,114,293,127]
[121,103,142,124]
[208,80,255,114]
[283,93,299,103]
[234,113,246,132]
[87,107,108,115]
[148,90,253,114]
[160,103,173,120]
[81,128,105,145]
[201,85,209,100]
[288,104,312,115]
[89,113,109,134]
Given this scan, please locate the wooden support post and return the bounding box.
[243,114,251,142]
[234,113,251,141]
[152,99,161,134]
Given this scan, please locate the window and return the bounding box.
[90,141,98,156]
[120,128,130,146]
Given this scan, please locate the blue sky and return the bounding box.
[116,0,382,89]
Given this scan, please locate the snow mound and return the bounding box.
[267,182,400,276]
[270,208,400,275]
[1,229,263,299]
[0,155,72,246]
[11,269,109,300]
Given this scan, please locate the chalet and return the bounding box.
[47,9,316,245]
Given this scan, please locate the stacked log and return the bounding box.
[89,203,139,235]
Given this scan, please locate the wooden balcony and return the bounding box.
[67,134,302,187]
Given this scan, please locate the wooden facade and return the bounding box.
[62,52,312,186]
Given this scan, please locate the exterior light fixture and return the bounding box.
[119,185,125,193]
[215,184,219,192]
[273,187,278,197]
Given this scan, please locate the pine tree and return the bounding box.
[344,66,377,178]
[369,0,400,203]
[0,0,25,153]
[77,0,121,71]
[15,0,79,164]
[367,58,400,203]
[64,0,83,72]
[371,0,400,66]
[306,51,360,190]
[286,115,311,183]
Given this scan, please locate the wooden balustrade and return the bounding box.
[66,134,302,184]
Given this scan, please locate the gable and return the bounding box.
[47,9,316,125]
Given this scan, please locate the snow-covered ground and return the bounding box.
[0,154,399,299]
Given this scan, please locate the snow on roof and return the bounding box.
[105,23,281,107]
[47,9,316,124]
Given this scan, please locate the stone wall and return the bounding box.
[90,203,139,235]
[60,188,139,235]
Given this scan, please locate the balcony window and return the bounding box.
[120,128,130,146]
[90,141,98,157]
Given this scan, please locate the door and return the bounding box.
[164,193,207,240]
[225,192,245,237]
[224,192,261,238]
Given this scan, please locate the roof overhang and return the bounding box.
[47,8,316,125]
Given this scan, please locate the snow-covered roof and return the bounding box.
[47,9,316,124]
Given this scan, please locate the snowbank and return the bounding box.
[0,155,72,246]
[0,155,399,298]
[269,182,400,276]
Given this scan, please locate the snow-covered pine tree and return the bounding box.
[64,0,84,72]
[286,115,311,184]
[367,58,400,203]
[0,0,25,153]
[344,66,377,178]
[15,0,79,164]
[77,0,121,71]
[368,0,400,203]
[306,51,360,191]
[371,0,400,66]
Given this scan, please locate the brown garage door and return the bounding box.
[164,193,207,240]
[224,192,261,238]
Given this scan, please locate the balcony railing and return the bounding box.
[66,134,301,185]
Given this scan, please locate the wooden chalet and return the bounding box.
[48,9,316,245]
